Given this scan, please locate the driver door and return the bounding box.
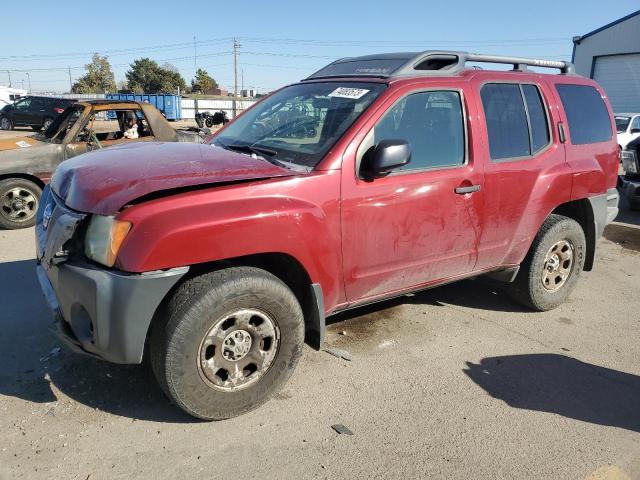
[12,98,32,125]
[341,86,485,302]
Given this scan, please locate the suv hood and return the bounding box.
[51,142,297,215]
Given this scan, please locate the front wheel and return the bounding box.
[0,116,13,130]
[0,178,42,229]
[508,214,586,311]
[150,267,305,420]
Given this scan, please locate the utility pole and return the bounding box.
[26,72,31,93]
[193,36,197,76]
[233,38,240,117]
[6,70,11,87]
[241,68,244,97]
[68,67,73,92]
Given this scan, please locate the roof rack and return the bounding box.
[303,50,575,81]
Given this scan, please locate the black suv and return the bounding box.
[0,96,76,131]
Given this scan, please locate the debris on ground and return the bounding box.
[323,347,352,361]
[331,424,354,435]
[39,347,61,362]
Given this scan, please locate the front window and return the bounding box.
[615,116,631,133]
[212,82,387,168]
[14,98,31,110]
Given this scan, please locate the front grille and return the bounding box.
[36,186,87,267]
[621,149,638,174]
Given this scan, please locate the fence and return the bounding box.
[181,98,257,119]
[49,94,257,120]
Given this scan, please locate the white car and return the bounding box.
[616,113,640,150]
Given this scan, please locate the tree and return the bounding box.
[125,58,187,93]
[71,54,116,94]
[191,68,218,93]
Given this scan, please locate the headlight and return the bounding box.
[621,150,638,174]
[84,215,132,267]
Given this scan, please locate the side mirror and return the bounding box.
[630,128,640,134]
[362,139,411,179]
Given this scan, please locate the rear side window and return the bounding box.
[522,85,550,154]
[556,84,612,145]
[481,84,532,160]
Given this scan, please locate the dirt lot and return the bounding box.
[0,196,639,479]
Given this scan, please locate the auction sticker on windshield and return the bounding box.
[328,87,370,99]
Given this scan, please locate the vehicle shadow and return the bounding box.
[0,259,197,423]
[464,354,640,433]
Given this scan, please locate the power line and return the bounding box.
[0,34,571,63]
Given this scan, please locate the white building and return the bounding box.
[572,9,640,112]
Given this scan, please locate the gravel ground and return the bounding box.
[0,199,639,480]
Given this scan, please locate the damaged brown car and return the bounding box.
[0,99,206,229]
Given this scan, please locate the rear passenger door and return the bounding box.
[474,81,570,270]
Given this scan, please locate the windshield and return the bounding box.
[212,82,386,168]
[615,116,631,133]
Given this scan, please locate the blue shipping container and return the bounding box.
[105,93,182,120]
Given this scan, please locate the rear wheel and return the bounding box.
[150,267,305,420]
[0,116,13,130]
[508,214,586,311]
[0,178,42,229]
[33,117,53,131]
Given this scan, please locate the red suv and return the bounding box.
[36,52,619,420]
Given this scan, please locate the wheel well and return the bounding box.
[552,199,595,271]
[146,252,318,358]
[0,173,46,190]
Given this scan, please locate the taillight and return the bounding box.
[54,107,64,114]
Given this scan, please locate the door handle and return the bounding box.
[454,184,481,194]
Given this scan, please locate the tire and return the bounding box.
[508,214,586,311]
[0,116,13,130]
[205,117,214,128]
[41,117,53,131]
[31,118,53,131]
[150,267,305,420]
[0,178,42,229]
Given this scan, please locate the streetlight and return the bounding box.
[25,72,31,93]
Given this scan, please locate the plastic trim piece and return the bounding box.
[305,283,326,350]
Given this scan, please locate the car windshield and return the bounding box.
[211,82,387,168]
[615,116,631,133]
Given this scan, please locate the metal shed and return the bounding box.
[572,10,640,113]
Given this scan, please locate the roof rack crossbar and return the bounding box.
[462,53,575,75]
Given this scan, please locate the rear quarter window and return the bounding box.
[555,84,612,145]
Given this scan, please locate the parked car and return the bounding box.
[36,51,619,420]
[615,113,640,150]
[0,95,76,132]
[0,99,207,229]
[620,136,640,210]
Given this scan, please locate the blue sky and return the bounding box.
[2,1,638,93]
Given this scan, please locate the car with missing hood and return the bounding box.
[35,51,619,420]
[0,99,206,229]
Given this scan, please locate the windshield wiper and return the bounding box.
[221,143,278,158]
[218,142,294,170]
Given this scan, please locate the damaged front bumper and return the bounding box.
[35,186,188,364]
